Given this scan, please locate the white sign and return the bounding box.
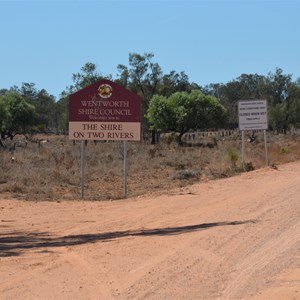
[238,100,268,130]
[69,122,140,141]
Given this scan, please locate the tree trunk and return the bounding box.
[151,130,156,145]
[177,132,184,146]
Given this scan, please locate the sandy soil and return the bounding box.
[1,161,300,300]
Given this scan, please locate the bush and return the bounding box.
[280,146,290,154]
[171,169,199,180]
[244,162,255,172]
[226,147,239,168]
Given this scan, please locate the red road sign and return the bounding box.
[69,80,141,141]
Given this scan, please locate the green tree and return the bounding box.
[13,82,58,132]
[268,85,300,133]
[158,70,199,97]
[216,74,265,127]
[34,89,56,130]
[18,82,37,102]
[147,90,227,144]
[0,92,37,139]
[66,62,112,94]
[260,68,292,106]
[0,98,11,140]
[260,68,294,133]
[54,96,69,134]
[115,64,130,88]
[117,52,163,143]
[268,104,286,132]
[284,80,300,130]
[0,89,8,96]
[127,53,163,122]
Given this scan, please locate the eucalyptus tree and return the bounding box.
[288,79,300,128]
[18,82,37,102]
[158,70,200,97]
[34,89,57,130]
[66,62,112,94]
[12,82,57,132]
[147,90,227,145]
[116,53,163,142]
[260,68,292,106]
[127,53,163,118]
[0,98,11,140]
[216,74,265,128]
[115,64,130,89]
[0,91,37,140]
[260,68,294,133]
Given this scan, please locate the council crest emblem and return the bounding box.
[98,83,113,99]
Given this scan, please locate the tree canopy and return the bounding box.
[0,92,37,139]
[1,53,300,143]
[147,90,227,144]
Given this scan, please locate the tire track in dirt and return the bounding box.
[117,237,224,295]
[0,253,61,294]
[112,168,299,299]
[56,246,113,299]
[220,219,300,300]
[0,247,112,300]
[115,222,254,300]
[211,180,300,300]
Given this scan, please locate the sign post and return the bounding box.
[123,141,127,197]
[238,100,268,167]
[241,130,245,167]
[264,130,269,166]
[69,80,141,199]
[80,140,85,199]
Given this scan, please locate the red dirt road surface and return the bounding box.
[1,161,300,299]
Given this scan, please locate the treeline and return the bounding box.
[1,52,300,143]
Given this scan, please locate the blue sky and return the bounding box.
[1,0,299,99]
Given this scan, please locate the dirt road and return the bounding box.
[1,161,300,299]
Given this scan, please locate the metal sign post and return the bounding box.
[80,140,85,199]
[241,130,245,167]
[123,141,127,197]
[264,130,269,167]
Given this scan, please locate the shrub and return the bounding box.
[171,169,199,180]
[244,162,255,172]
[226,147,239,168]
[280,146,290,154]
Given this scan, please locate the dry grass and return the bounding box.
[1,131,300,201]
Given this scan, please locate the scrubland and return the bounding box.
[1,130,300,201]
